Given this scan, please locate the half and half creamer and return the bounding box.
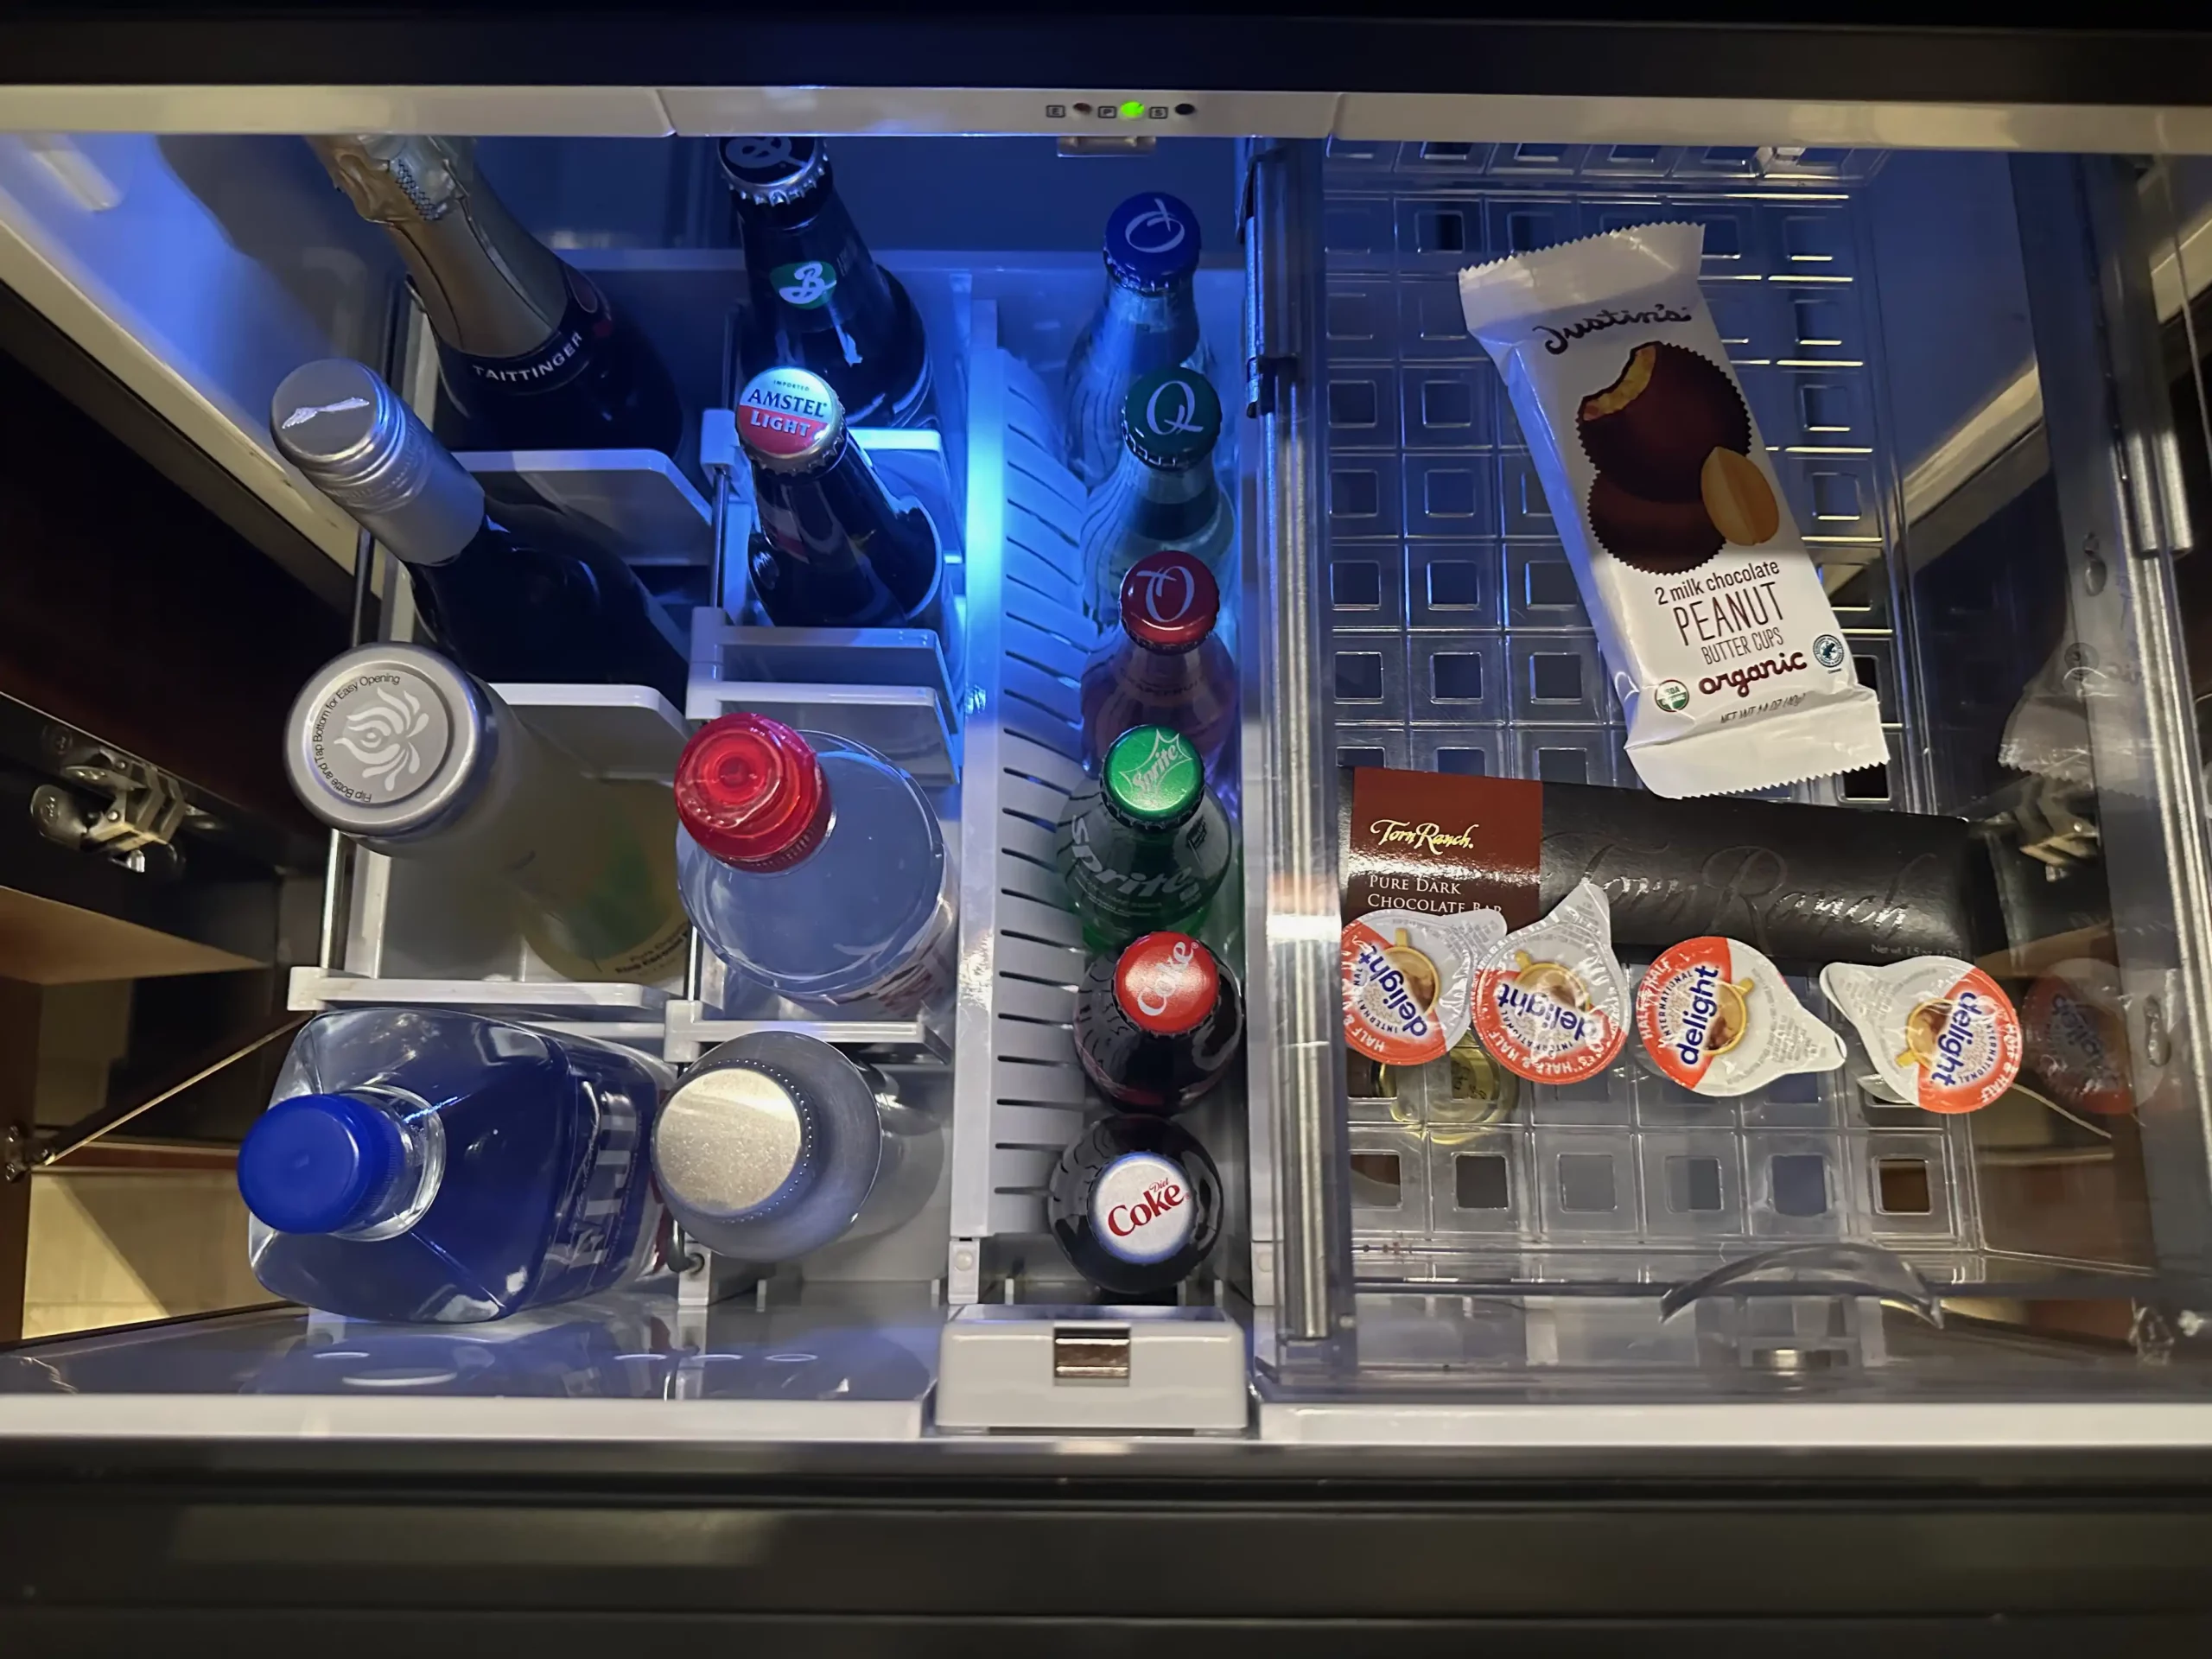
[1459,223,1887,798]
[1636,936,1846,1097]
[1820,956,2022,1113]
[1470,880,1629,1085]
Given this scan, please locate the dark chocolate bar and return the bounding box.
[1339,766,2001,968]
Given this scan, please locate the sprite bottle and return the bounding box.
[1055,725,1232,952]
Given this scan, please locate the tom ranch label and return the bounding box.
[1340,766,1544,927]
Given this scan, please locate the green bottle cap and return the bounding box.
[1122,367,1222,468]
[1103,726,1205,824]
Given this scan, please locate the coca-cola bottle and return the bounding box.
[1074,931,1245,1114]
[735,365,952,663]
[721,135,933,429]
[1078,550,1238,774]
[1081,366,1235,629]
[272,359,689,705]
[1064,192,1213,490]
[1055,725,1233,952]
[1047,1114,1223,1299]
[310,135,687,462]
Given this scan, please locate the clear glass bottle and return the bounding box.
[652,1031,944,1264]
[675,714,955,1013]
[309,135,687,463]
[1078,550,1238,774]
[1081,366,1235,631]
[237,1008,671,1324]
[285,643,690,985]
[272,359,689,705]
[1064,192,1212,491]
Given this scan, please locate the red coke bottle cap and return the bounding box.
[1119,551,1219,651]
[1115,931,1220,1036]
[674,713,831,872]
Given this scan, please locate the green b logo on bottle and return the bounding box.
[772,259,838,309]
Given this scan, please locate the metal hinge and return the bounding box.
[1240,144,1298,421]
[29,738,207,875]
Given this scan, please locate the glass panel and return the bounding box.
[1271,135,2212,1406]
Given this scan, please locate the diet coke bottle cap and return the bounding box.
[1115,931,1219,1037]
[1119,551,1219,652]
[1090,1150,1196,1264]
[674,713,831,872]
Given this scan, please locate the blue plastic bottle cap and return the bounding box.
[238,1093,400,1236]
[1104,193,1201,290]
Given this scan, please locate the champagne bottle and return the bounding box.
[311,134,687,461]
[272,358,688,705]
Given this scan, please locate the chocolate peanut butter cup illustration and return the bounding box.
[1577,340,1778,575]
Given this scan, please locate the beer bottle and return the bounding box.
[735,365,952,663]
[721,135,933,429]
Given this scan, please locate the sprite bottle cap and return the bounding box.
[1103,725,1205,826]
[1122,367,1221,469]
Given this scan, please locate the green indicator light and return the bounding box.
[1119,99,1146,119]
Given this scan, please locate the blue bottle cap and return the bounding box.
[1103,193,1202,290]
[238,1093,403,1236]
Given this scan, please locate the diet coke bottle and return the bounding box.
[1074,931,1244,1114]
[1046,1114,1222,1299]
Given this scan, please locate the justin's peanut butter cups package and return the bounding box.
[1459,223,1887,798]
[1820,957,2023,1113]
[1635,936,1846,1098]
[1470,880,1629,1085]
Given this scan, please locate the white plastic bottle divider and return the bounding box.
[664,614,962,1066]
[287,682,691,1059]
[947,301,1099,1307]
[457,448,716,570]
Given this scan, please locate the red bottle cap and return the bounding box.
[1115,931,1220,1036]
[1119,551,1219,651]
[674,713,831,872]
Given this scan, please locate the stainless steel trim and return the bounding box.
[1244,140,1354,1358]
[2012,153,2212,1283]
[5,87,2212,156]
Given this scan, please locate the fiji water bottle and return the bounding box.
[675,713,956,1014]
[237,1008,671,1324]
